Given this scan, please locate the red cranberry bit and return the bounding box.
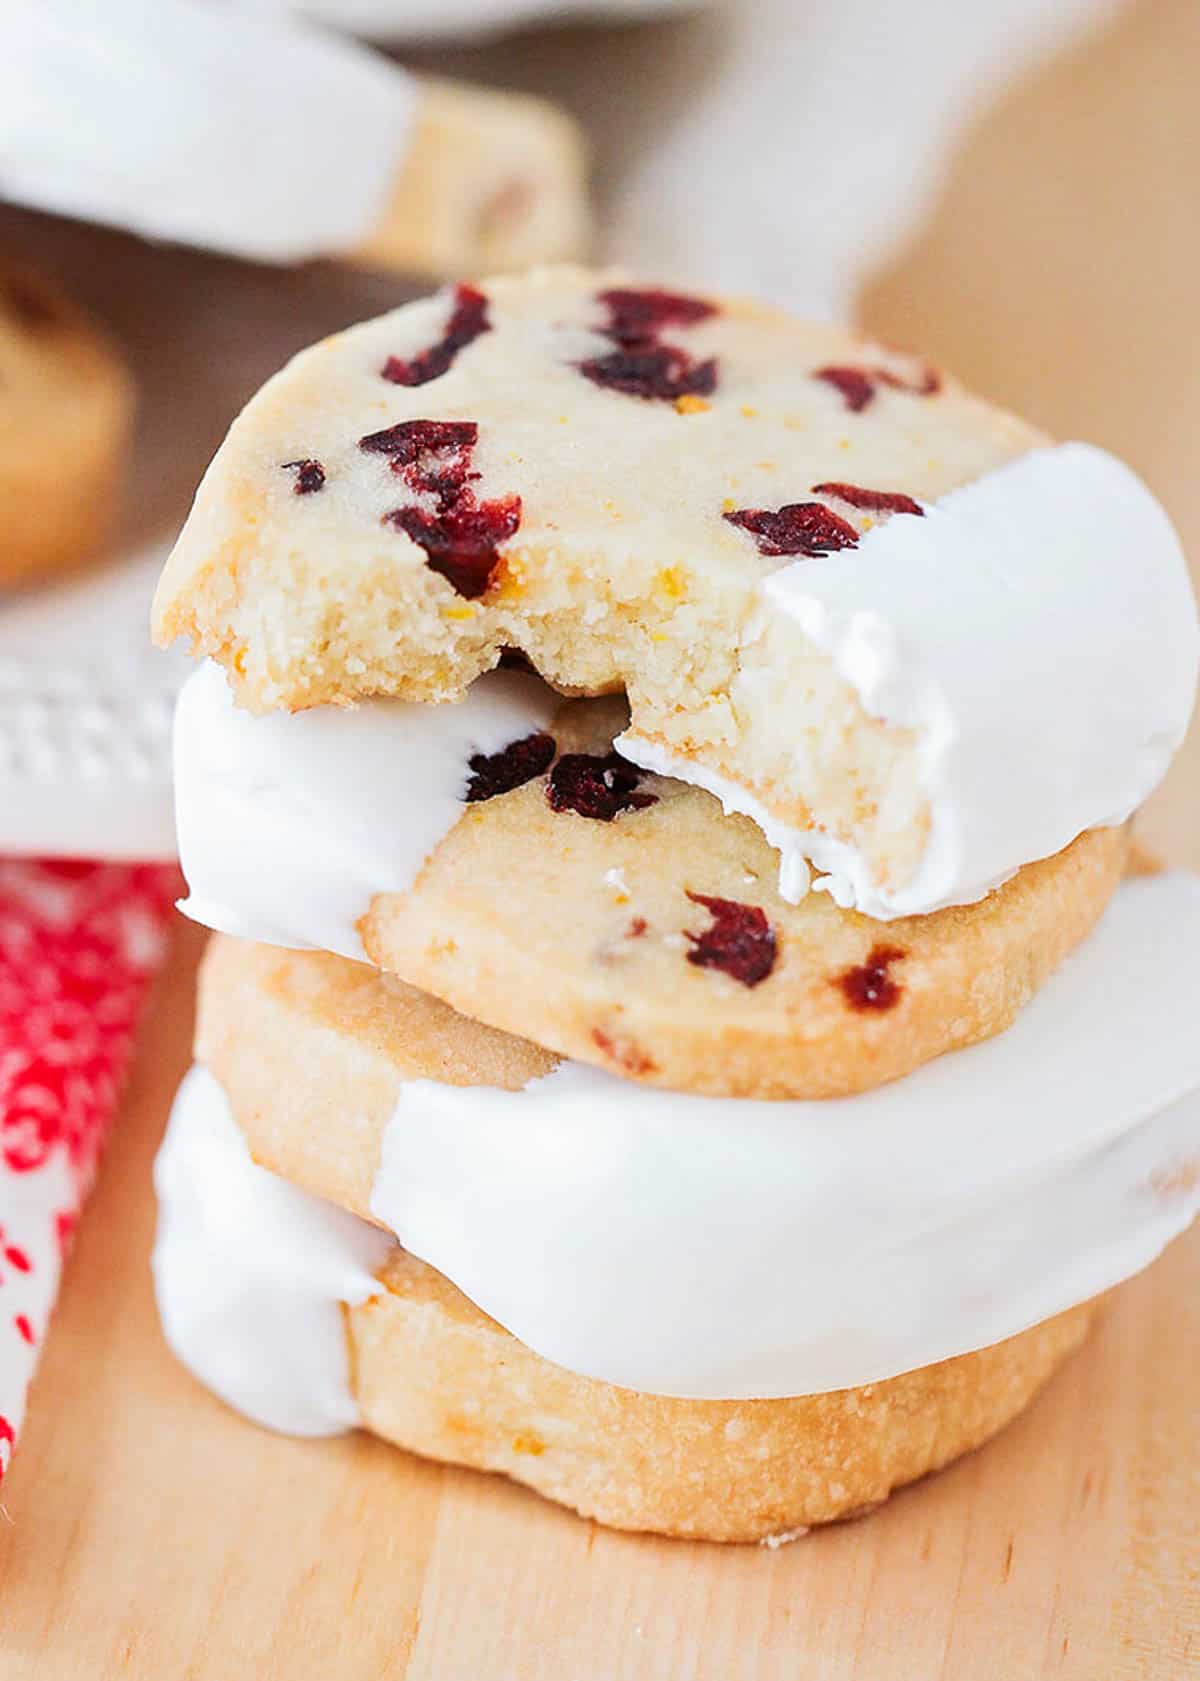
[628,916,648,937]
[385,496,521,600]
[598,287,717,343]
[838,944,906,1012]
[815,361,941,412]
[724,501,859,558]
[381,284,490,386]
[684,892,777,988]
[581,285,719,403]
[581,346,717,403]
[546,751,658,822]
[815,366,876,412]
[811,482,924,517]
[281,458,326,495]
[362,418,522,600]
[465,732,556,802]
[359,418,478,463]
[877,363,941,397]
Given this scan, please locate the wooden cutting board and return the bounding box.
[1,1,1197,1673]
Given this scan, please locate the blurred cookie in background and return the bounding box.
[0,0,590,281]
[0,258,134,588]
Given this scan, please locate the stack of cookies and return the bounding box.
[151,270,1200,1542]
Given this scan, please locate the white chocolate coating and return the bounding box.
[155,878,1200,1414]
[174,663,554,961]
[152,1065,391,1436]
[0,0,414,263]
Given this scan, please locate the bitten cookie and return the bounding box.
[152,267,1043,906]
[0,259,134,586]
[152,267,1194,920]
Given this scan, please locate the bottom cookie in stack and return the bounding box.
[153,872,1200,1543]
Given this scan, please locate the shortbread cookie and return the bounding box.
[175,662,1130,1098]
[359,698,1130,1097]
[0,260,134,586]
[192,873,1200,1403]
[351,77,589,280]
[351,1257,1094,1542]
[153,268,1196,918]
[155,1060,1098,1543]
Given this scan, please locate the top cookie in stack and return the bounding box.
[151,268,1200,1541]
[155,266,1196,1100]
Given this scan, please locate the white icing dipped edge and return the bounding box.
[622,443,1199,916]
[1,0,414,263]
[152,1065,392,1437]
[155,877,1200,1413]
[174,663,555,962]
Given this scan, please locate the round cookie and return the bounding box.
[0,259,134,587]
[153,266,1050,906]
[351,1253,1094,1543]
[360,698,1129,1098]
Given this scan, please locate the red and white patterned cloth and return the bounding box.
[0,858,179,1484]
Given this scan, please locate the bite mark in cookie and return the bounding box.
[581,286,718,403]
[381,284,490,387]
[281,458,326,496]
[465,732,556,802]
[546,751,658,822]
[838,945,906,1012]
[724,502,859,558]
[685,893,777,987]
[361,419,522,600]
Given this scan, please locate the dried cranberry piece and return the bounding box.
[811,482,924,517]
[466,731,556,801]
[381,283,490,386]
[385,495,521,600]
[684,892,777,988]
[581,347,717,403]
[724,501,859,558]
[359,418,478,463]
[877,364,941,398]
[546,751,658,822]
[815,361,941,412]
[815,366,876,412]
[364,418,521,599]
[598,287,717,344]
[281,458,326,495]
[837,944,906,1011]
[580,286,719,403]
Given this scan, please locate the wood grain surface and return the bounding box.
[1,1,1197,1674]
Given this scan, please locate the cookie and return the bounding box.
[158,1043,1098,1543]
[192,873,1200,1405]
[175,662,1130,1099]
[0,259,134,587]
[153,267,1195,920]
[351,1258,1093,1542]
[351,76,590,281]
